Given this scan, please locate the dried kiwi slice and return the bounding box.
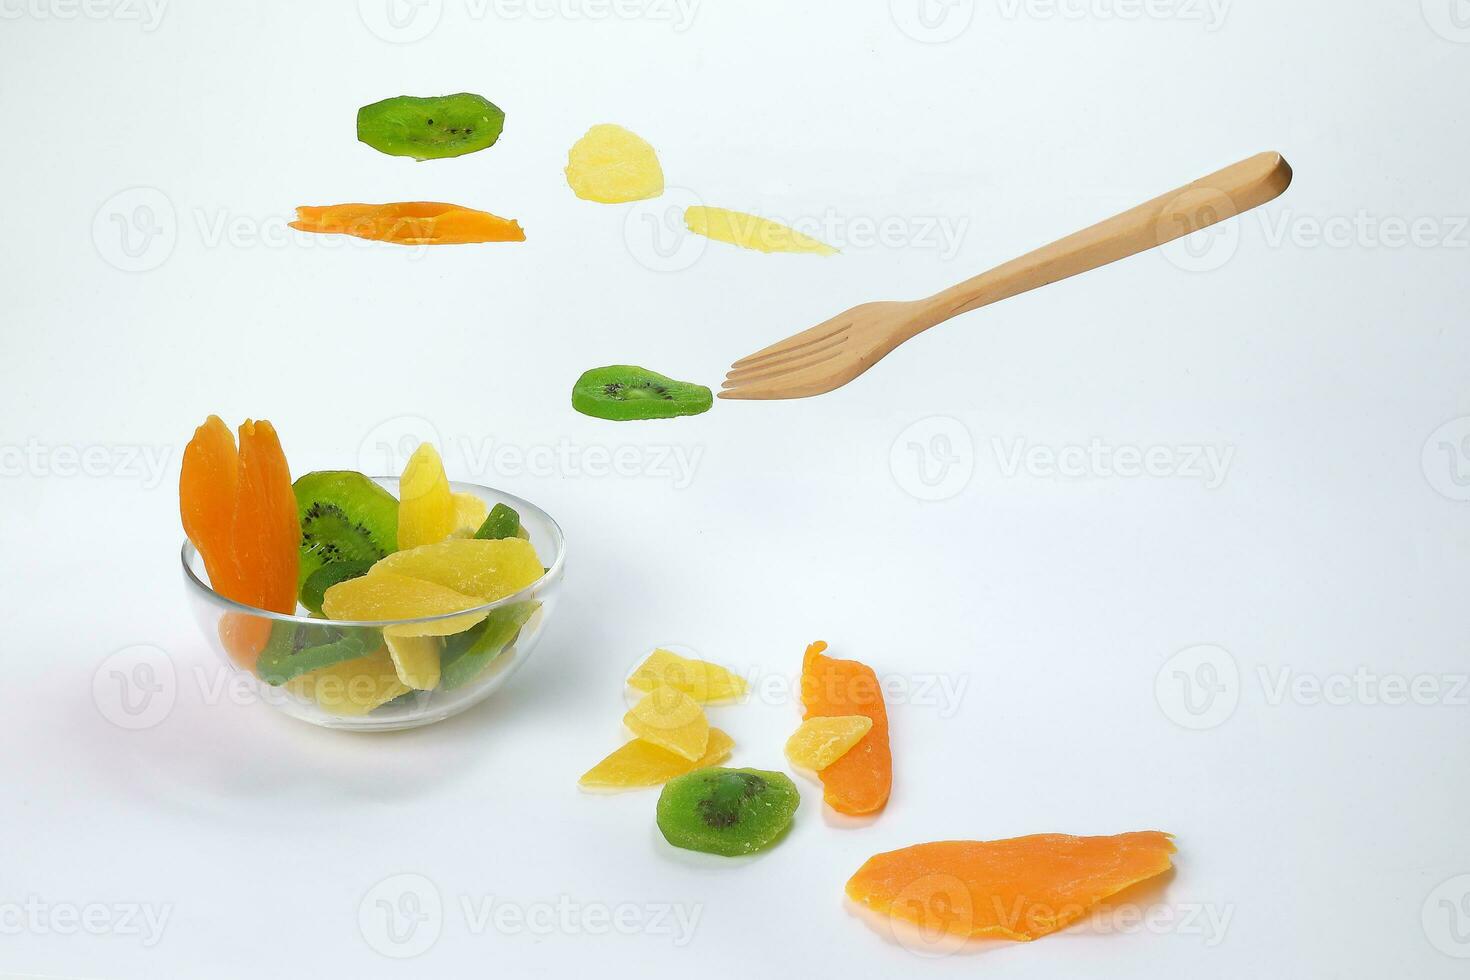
[656,767,800,856]
[473,503,521,541]
[299,560,373,617]
[293,471,399,594]
[440,601,537,691]
[571,365,712,421]
[357,93,505,161]
[256,620,375,686]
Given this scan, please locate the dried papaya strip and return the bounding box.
[180,415,242,597]
[231,421,300,615]
[290,202,525,245]
[846,832,1177,942]
[800,641,891,815]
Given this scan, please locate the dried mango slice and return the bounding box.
[846,832,1177,942]
[180,415,242,598]
[579,728,735,790]
[231,421,300,615]
[287,647,412,716]
[785,715,873,771]
[628,649,747,703]
[397,443,456,550]
[800,641,891,815]
[623,688,709,761]
[383,634,442,691]
[371,538,542,601]
[450,492,489,537]
[290,202,525,245]
[321,571,488,638]
[217,611,273,670]
[564,124,664,204]
[685,206,838,256]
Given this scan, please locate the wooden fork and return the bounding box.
[720,151,1293,400]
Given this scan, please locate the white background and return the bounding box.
[3,0,1469,976]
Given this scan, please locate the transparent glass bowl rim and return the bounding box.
[180,480,566,630]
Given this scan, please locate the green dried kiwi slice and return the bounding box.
[571,365,713,421]
[474,503,521,541]
[357,93,505,161]
[656,768,800,856]
[300,560,373,617]
[256,620,377,686]
[293,471,399,594]
[440,601,538,691]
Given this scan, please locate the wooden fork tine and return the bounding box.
[723,337,849,384]
[729,319,850,369]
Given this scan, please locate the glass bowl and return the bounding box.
[181,479,565,731]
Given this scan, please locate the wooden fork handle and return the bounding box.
[917,151,1293,329]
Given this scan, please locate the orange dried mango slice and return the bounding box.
[290,202,526,245]
[579,728,735,790]
[623,688,709,761]
[180,415,242,598]
[232,420,301,615]
[800,641,891,815]
[846,832,1177,942]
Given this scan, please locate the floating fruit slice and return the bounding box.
[628,649,746,703]
[372,538,542,601]
[321,571,487,637]
[685,206,838,256]
[294,471,399,588]
[180,415,242,598]
[623,688,709,761]
[785,715,873,771]
[451,492,489,537]
[564,123,664,203]
[580,728,735,790]
[398,444,456,549]
[440,601,538,691]
[801,641,891,816]
[290,203,525,245]
[357,93,505,161]
[473,502,521,541]
[572,365,713,421]
[232,421,300,614]
[656,768,800,856]
[287,647,412,716]
[255,621,376,685]
[845,833,1177,942]
[384,634,442,690]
